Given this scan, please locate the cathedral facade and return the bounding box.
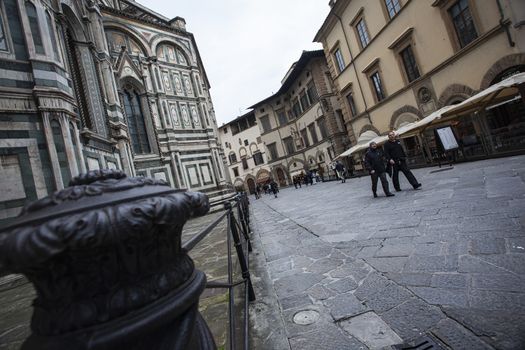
[0,0,229,223]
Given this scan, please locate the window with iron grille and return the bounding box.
[356,19,370,48]
[260,115,271,133]
[346,92,358,117]
[277,110,288,126]
[308,124,319,144]
[266,143,278,160]
[253,151,264,165]
[371,71,386,101]
[385,0,401,19]
[283,137,295,155]
[317,117,328,139]
[400,45,420,82]
[449,0,478,48]
[300,91,310,111]
[333,48,345,73]
[228,152,237,164]
[292,99,302,117]
[300,129,310,148]
[307,81,318,103]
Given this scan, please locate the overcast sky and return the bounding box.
[138,0,331,125]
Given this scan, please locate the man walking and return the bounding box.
[335,161,346,183]
[384,131,421,191]
[364,142,395,198]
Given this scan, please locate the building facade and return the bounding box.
[249,50,351,185]
[315,0,525,166]
[0,0,228,224]
[219,111,271,194]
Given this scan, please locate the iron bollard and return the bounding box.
[0,170,217,350]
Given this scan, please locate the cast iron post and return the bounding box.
[0,170,217,350]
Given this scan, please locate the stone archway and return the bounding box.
[255,168,271,184]
[276,168,287,187]
[246,177,256,194]
[481,53,525,89]
[437,84,476,108]
[389,106,422,130]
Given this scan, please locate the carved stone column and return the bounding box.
[0,170,216,350]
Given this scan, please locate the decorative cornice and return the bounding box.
[361,57,380,73]
[350,7,365,26]
[388,27,415,49]
[99,5,189,38]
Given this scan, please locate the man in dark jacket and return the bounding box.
[364,142,395,198]
[335,161,346,183]
[383,131,421,191]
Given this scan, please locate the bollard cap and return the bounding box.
[0,169,210,336]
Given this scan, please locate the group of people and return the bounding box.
[292,170,322,189]
[250,131,420,200]
[364,131,421,198]
[255,180,279,199]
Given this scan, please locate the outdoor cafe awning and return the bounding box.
[335,72,525,159]
[432,72,525,123]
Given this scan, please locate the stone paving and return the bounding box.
[249,156,525,350]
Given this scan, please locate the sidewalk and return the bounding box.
[249,156,525,350]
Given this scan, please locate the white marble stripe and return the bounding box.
[0,68,33,81]
[33,69,69,86]
[0,122,41,130]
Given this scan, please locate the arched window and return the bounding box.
[25,1,45,55]
[0,4,8,52]
[69,122,82,173]
[122,87,151,154]
[45,12,59,61]
[51,119,71,186]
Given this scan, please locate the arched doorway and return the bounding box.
[276,168,286,187]
[246,178,256,194]
[255,169,271,184]
[483,66,525,154]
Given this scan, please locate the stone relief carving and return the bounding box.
[191,105,199,125]
[181,105,190,126]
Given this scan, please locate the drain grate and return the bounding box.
[393,334,447,350]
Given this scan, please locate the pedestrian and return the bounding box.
[364,141,395,198]
[255,184,261,199]
[383,131,422,191]
[335,161,346,183]
[269,179,278,198]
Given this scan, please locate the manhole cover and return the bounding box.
[293,310,320,325]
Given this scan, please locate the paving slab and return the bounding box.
[339,311,403,348]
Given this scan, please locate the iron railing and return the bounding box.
[183,193,255,350]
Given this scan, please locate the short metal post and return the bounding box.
[0,170,217,350]
[236,196,252,252]
[225,202,256,302]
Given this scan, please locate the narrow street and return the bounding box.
[249,156,525,350]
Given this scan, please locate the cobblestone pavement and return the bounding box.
[249,156,525,350]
